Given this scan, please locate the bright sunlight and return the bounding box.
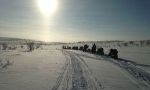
[37,0,58,17]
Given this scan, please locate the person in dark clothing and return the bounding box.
[79,46,84,51]
[62,45,66,49]
[87,49,91,52]
[113,49,118,59]
[97,48,104,55]
[108,49,113,56]
[83,44,88,52]
[72,46,78,50]
[91,43,96,54]
[108,49,118,59]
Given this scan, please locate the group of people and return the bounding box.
[82,44,105,56]
[62,43,118,59]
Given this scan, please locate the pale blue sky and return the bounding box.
[0,0,150,42]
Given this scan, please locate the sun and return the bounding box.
[37,0,58,17]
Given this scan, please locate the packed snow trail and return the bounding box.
[52,50,149,90]
[0,50,150,90]
[70,50,150,87]
[51,50,104,90]
[68,51,103,90]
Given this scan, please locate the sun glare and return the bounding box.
[37,0,58,17]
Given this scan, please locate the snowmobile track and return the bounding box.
[51,51,70,90]
[51,50,104,90]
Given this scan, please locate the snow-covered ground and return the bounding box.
[0,48,150,90]
[118,46,150,64]
[59,42,150,73]
[101,46,150,73]
[0,50,66,90]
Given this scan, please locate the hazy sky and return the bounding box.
[0,0,150,42]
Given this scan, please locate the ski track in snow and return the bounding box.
[51,50,104,90]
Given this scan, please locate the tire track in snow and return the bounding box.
[76,55,104,89]
[51,50,104,90]
[67,51,104,90]
[72,51,150,89]
[69,53,88,90]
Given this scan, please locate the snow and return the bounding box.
[113,46,150,73]
[0,48,150,90]
[66,50,139,90]
[0,38,150,90]
[0,50,66,90]
[61,42,150,73]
